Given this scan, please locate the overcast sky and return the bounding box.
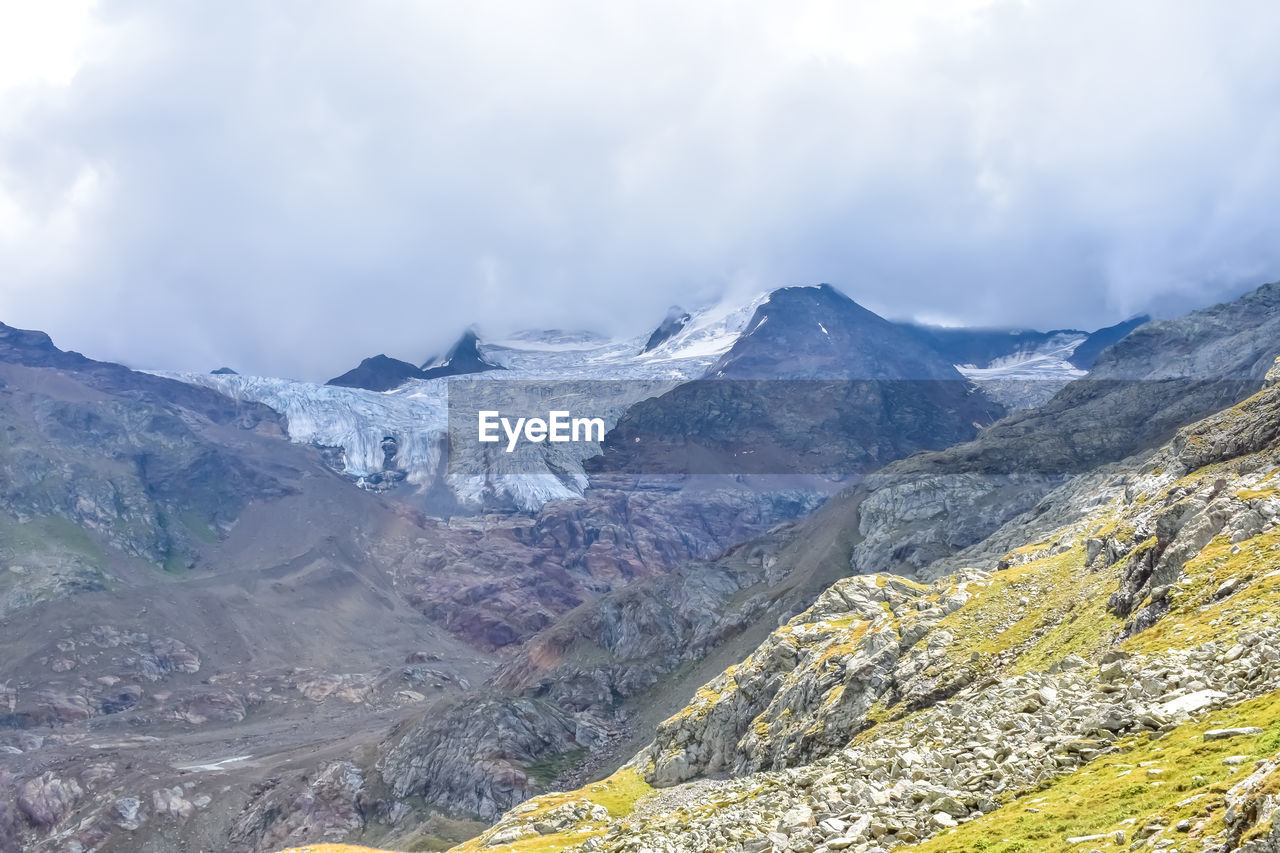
[1,1,1279,380]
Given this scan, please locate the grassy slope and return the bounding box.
[276,391,1280,853]
[446,768,654,853]
[905,690,1280,853]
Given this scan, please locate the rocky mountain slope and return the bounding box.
[847,281,1280,583]
[441,356,1280,853]
[0,284,1021,853]
[344,283,1277,850]
[0,323,510,853]
[0,283,1220,853]
[591,285,1005,476]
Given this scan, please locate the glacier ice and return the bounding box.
[157,293,770,512]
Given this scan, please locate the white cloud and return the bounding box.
[0,0,1278,379]
[0,0,95,92]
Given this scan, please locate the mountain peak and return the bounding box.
[641,306,692,353]
[324,329,504,392]
[325,354,425,391]
[709,283,962,380]
[420,328,502,380]
[1066,314,1150,369]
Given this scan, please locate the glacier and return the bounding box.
[158,292,772,512]
[953,331,1089,409]
[160,290,1101,510]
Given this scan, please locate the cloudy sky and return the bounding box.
[1,1,1279,380]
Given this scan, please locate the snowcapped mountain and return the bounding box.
[710,284,968,380]
[160,286,1143,511]
[161,291,773,511]
[951,330,1088,408]
[910,318,1148,408]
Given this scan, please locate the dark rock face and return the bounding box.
[326,353,427,391]
[593,379,1003,477]
[711,284,967,380]
[1068,314,1150,369]
[906,323,1087,369]
[420,329,502,380]
[211,366,239,375]
[326,330,504,391]
[641,306,691,353]
[849,281,1280,580]
[595,286,1005,478]
[381,696,594,818]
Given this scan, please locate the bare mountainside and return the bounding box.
[0,286,1032,852]
[423,312,1280,852]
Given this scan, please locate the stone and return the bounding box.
[16,774,83,829]
[114,797,145,830]
[1215,578,1243,599]
[1160,689,1227,716]
[1205,727,1265,741]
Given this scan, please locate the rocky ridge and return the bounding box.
[440,357,1280,852]
[847,280,1280,582]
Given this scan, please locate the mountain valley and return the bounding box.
[4,282,1280,853]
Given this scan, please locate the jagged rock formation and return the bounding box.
[450,355,1280,853]
[327,330,502,392]
[847,281,1280,581]
[1066,313,1150,369]
[420,329,503,380]
[642,307,691,353]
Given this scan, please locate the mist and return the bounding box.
[1,0,1279,380]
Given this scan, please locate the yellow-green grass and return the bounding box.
[931,541,1123,675]
[1125,526,1280,656]
[904,689,1280,853]
[275,840,404,845]
[448,767,653,853]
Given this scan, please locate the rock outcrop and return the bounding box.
[847,280,1280,580]
[443,347,1280,853]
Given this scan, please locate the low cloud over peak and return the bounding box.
[1,0,1278,380]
